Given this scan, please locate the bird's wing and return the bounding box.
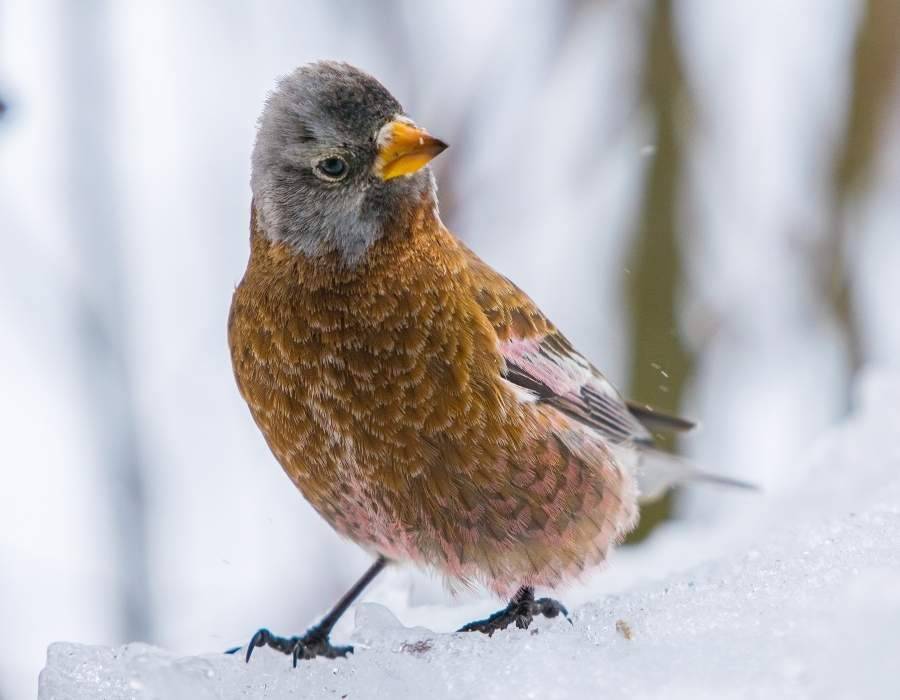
[461,245,654,446]
[458,243,753,501]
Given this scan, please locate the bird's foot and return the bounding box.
[457,586,570,636]
[233,625,353,666]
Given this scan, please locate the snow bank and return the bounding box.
[39,370,900,699]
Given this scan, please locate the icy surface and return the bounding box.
[40,371,900,699]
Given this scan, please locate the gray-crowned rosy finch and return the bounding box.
[228,60,750,665]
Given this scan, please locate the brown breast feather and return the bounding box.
[228,207,638,595]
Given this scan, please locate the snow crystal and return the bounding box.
[39,370,900,699]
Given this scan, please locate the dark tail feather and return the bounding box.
[690,471,759,492]
[626,400,698,434]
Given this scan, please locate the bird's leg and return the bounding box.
[457,585,570,635]
[231,555,388,666]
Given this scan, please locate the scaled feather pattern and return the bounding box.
[229,202,639,596]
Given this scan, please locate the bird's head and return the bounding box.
[251,61,447,264]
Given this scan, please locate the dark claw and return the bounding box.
[238,625,352,666]
[458,586,571,636]
[246,628,266,663]
[241,627,302,663]
[246,628,265,663]
[534,597,569,620]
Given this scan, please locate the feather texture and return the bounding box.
[229,204,639,595]
[462,245,651,446]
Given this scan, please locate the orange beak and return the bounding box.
[375,119,448,181]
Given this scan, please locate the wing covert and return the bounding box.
[460,243,652,445]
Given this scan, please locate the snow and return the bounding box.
[39,370,900,699]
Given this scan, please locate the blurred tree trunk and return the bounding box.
[625,0,691,541]
[834,0,900,194]
[61,0,153,642]
[830,0,900,373]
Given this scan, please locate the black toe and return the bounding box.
[459,587,571,636]
[240,625,350,665]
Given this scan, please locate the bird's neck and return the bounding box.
[248,182,445,288]
[378,173,442,248]
[257,170,442,268]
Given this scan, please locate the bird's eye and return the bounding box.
[315,156,349,181]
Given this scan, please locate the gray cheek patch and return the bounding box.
[253,167,435,266]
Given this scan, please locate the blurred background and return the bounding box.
[2,1,899,697]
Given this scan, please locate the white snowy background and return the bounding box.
[1,1,899,698]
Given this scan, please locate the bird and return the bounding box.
[228,60,750,665]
